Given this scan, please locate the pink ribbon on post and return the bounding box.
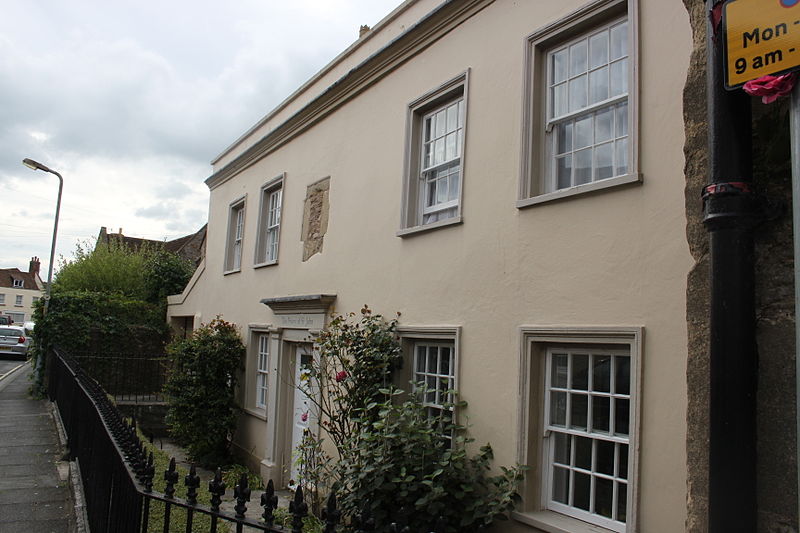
[743,72,798,104]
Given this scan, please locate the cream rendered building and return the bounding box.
[167,0,692,531]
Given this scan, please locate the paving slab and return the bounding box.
[0,364,75,532]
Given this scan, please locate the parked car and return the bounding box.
[0,326,29,360]
[0,315,13,326]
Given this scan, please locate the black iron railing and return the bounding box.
[72,353,169,404]
[47,347,339,533]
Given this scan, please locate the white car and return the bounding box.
[0,326,30,360]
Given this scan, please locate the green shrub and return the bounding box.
[142,249,194,304]
[298,307,522,532]
[164,318,244,466]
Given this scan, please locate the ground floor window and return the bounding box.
[516,326,641,533]
[413,341,456,421]
[256,333,270,409]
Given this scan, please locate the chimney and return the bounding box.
[29,256,40,276]
[359,24,370,38]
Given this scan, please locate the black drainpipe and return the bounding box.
[703,1,758,531]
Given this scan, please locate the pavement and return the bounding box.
[0,362,76,533]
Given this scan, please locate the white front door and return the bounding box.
[288,343,314,486]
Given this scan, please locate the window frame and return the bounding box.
[514,326,643,533]
[398,71,470,236]
[12,279,23,288]
[254,174,285,268]
[0,294,5,305]
[224,196,246,274]
[15,295,23,306]
[518,0,640,208]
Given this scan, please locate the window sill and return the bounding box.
[517,173,642,209]
[254,260,278,270]
[223,268,242,276]
[397,216,462,237]
[244,407,267,421]
[512,511,617,533]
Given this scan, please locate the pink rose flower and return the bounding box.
[300,411,308,422]
[743,73,798,104]
[335,370,348,382]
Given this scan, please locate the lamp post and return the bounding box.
[22,158,63,316]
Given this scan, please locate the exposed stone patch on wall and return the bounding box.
[683,1,798,531]
[302,177,330,261]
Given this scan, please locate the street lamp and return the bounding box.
[22,158,63,316]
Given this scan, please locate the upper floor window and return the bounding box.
[547,19,628,190]
[519,0,638,208]
[224,198,246,273]
[12,279,23,288]
[255,175,284,266]
[399,72,469,235]
[15,295,23,306]
[0,294,5,305]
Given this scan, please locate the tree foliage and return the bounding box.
[164,318,244,466]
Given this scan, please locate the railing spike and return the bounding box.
[260,479,278,527]
[143,452,154,493]
[185,464,200,505]
[289,485,308,533]
[209,468,226,513]
[321,488,340,533]
[233,471,251,519]
[164,457,178,499]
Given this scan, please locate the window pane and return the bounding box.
[553,466,570,504]
[575,116,593,149]
[615,398,630,436]
[589,66,609,104]
[596,439,615,476]
[424,117,432,142]
[575,436,592,470]
[447,104,458,132]
[618,443,629,479]
[572,354,589,389]
[595,478,614,519]
[610,22,628,61]
[569,75,587,112]
[553,83,567,117]
[553,48,569,83]
[437,178,447,204]
[445,132,457,160]
[610,58,628,97]
[595,142,614,180]
[427,348,438,372]
[595,107,613,143]
[574,148,592,185]
[552,353,569,388]
[554,432,571,464]
[593,355,611,392]
[556,122,573,154]
[616,102,628,137]
[570,40,588,77]
[458,100,464,127]
[427,180,437,207]
[556,155,572,190]
[424,143,432,168]
[551,391,567,426]
[435,110,446,137]
[574,472,591,511]
[434,138,445,165]
[416,346,426,372]
[570,393,588,430]
[448,171,460,201]
[617,482,628,522]
[593,396,610,433]
[589,31,609,69]
[615,357,630,395]
[615,138,629,175]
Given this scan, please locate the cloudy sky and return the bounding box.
[0,0,401,277]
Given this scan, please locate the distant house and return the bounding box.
[0,257,44,323]
[95,225,207,266]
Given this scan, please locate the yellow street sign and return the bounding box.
[724,0,800,88]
